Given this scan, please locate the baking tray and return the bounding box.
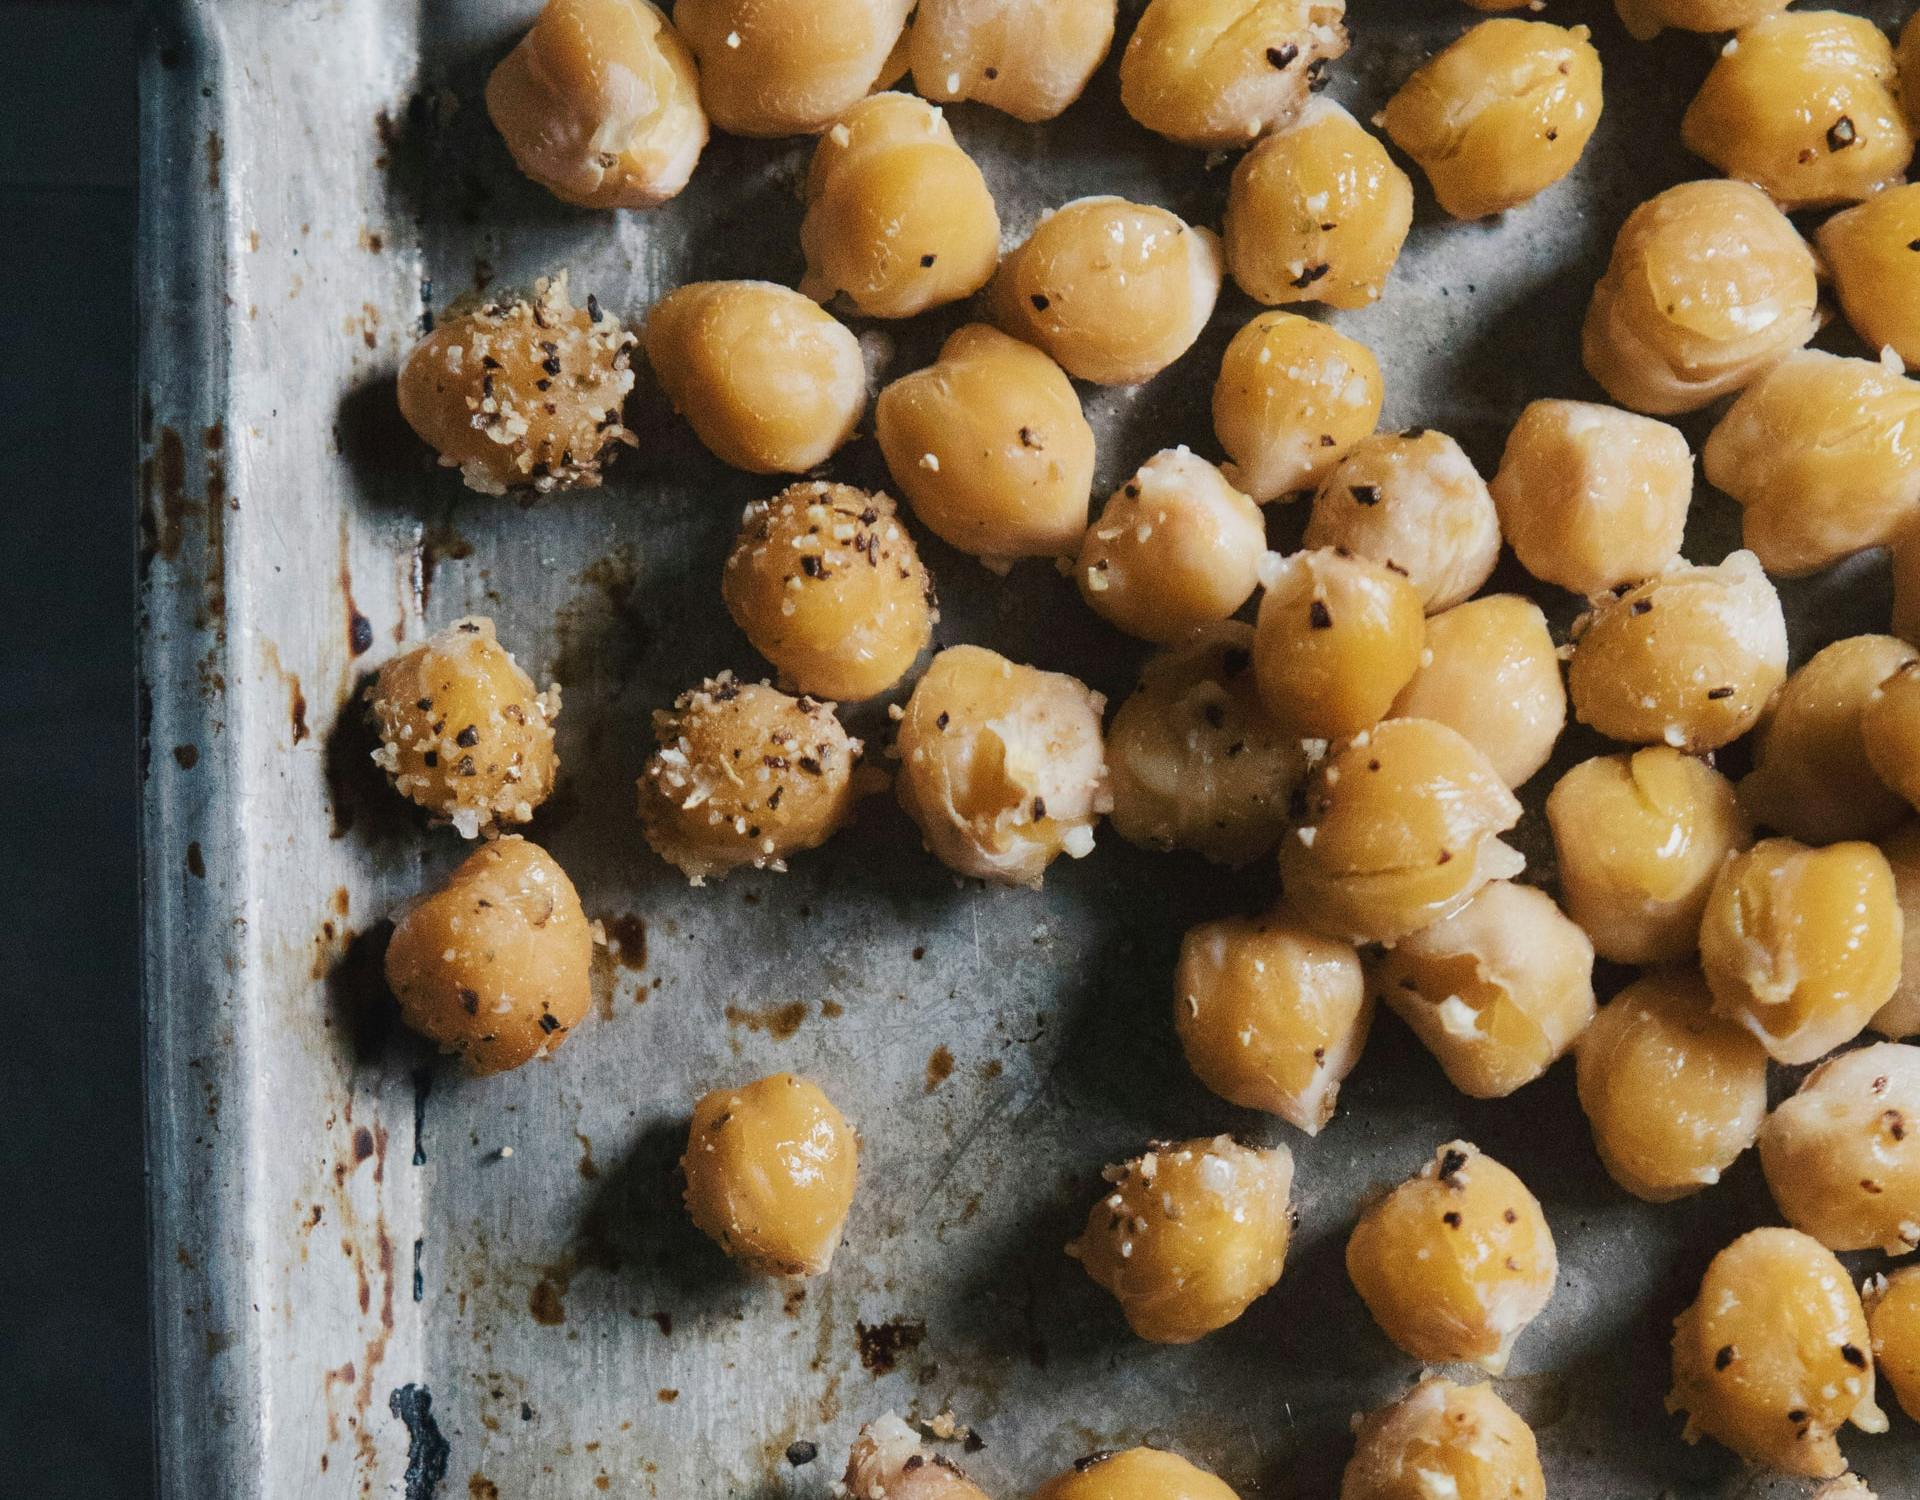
[138,0,1919,1494]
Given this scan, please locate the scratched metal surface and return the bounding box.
[140,0,1920,1494]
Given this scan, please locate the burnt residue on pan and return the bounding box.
[854,1317,926,1377]
[388,1384,452,1500]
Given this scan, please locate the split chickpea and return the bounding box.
[1819,184,1920,371]
[673,0,911,137]
[1341,1377,1544,1500]
[1866,1266,1920,1424]
[1213,311,1384,503]
[1253,547,1425,740]
[843,1414,990,1500]
[908,0,1117,123]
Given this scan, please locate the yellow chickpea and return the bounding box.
[1819,184,1920,371]
[1582,179,1821,416]
[1613,0,1790,42]
[1866,1265,1920,1423]
[1566,550,1788,753]
[1032,1448,1239,1500]
[674,0,911,137]
[383,837,594,1074]
[1760,1043,1920,1255]
[1669,1227,1886,1478]
[1213,311,1384,503]
[908,0,1117,123]
[1067,1135,1293,1343]
[843,1414,990,1500]
[1700,836,1904,1065]
[1871,823,1920,1039]
[681,1072,857,1277]
[1347,1142,1556,1374]
[1490,399,1693,597]
[1253,548,1425,739]
[875,324,1095,565]
[1866,665,1920,821]
[1342,1377,1543,1500]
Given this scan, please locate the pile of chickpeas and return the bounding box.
[360,0,1920,1492]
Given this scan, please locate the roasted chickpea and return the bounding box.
[1582,180,1821,416]
[384,837,593,1074]
[875,324,1095,565]
[1490,400,1693,597]
[844,1414,990,1500]
[1067,1135,1293,1343]
[1819,184,1920,371]
[722,482,934,702]
[1866,1265,1920,1423]
[644,280,865,475]
[1566,550,1788,753]
[1668,1227,1886,1478]
[1872,823,1920,1040]
[637,675,862,883]
[1077,448,1265,642]
[674,0,911,137]
[1253,548,1425,739]
[1613,0,1790,43]
[1213,311,1384,503]
[895,645,1109,887]
[908,0,1117,123]
[1033,1448,1238,1500]
[1341,1377,1544,1500]
[681,1072,857,1277]
[1700,836,1904,1065]
[1389,596,1565,788]
[1347,1141,1556,1374]
[398,274,636,495]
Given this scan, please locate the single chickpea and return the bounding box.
[643,280,865,475]
[1582,180,1821,416]
[1668,1227,1886,1478]
[1896,516,1920,648]
[1342,1378,1543,1500]
[722,482,934,702]
[1866,1265,1920,1423]
[1382,19,1602,221]
[843,1414,990,1500]
[1346,1141,1556,1374]
[1565,550,1789,753]
[1760,1043,1920,1255]
[1546,748,1752,966]
[1067,1135,1293,1343]
[894,645,1109,887]
[909,0,1117,123]
[681,1072,857,1277]
[1253,548,1425,739]
[383,836,593,1074]
[1032,1448,1238,1500]
[798,93,1000,320]
[1388,595,1566,789]
[1490,400,1693,597]
[1699,836,1904,1066]
[1818,184,1920,371]
[1613,0,1790,43]
[1213,311,1384,503]
[874,324,1095,566]
[637,674,862,883]
[1871,823,1920,1040]
[398,274,636,495]
[674,0,911,137]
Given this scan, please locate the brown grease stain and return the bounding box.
[529,1278,567,1326]
[603,913,648,970]
[725,1000,808,1040]
[139,426,191,568]
[854,1317,926,1376]
[414,521,474,613]
[173,744,199,769]
[980,1058,1004,1081]
[657,1388,679,1403]
[924,1046,954,1093]
[820,999,845,1019]
[205,129,222,190]
[185,842,206,879]
[575,1132,599,1181]
[649,1310,672,1336]
[469,1477,500,1500]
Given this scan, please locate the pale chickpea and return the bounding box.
[1342,1377,1543,1500]
[1896,516,1920,648]
[1388,595,1565,788]
[1866,1265,1920,1423]
[384,837,593,1075]
[1613,0,1790,43]
[1382,19,1602,221]
[1760,1043,1920,1255]
[398,274,636,495]
[1033,1448,1238,1500]
[990,197,1222,386]
[1489,399,1693,597]
[1174,910,1371,1134]
[908,0,1117,123]
[1565,550,1788,753]
[1668,1227,1886,1478]
[1871,823,1920,1040]
[1699,837,1904,1066]
[1067,1135,1293,1343]
[875,324,1095,565]
[1346,1141,1556,1374]
[1213,310,1384,503]
[674,0,911,137]
[1866,663,1920,815]
[1582,180,1821,416]
[843,1414,990,1500]
[894,645,1109,887]
[1253,548,1425,739]
[637,675,862,883]
[722,482,934,702]
[1819,184,1920,371]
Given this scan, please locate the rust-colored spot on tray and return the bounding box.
[854,1317,926,1376]
[603,913,647,970]
[185,841,206,879]
[205,128,222,191]
[468,1476,500,1500]
[575,1131,599,1181]
[925,1046,954,1093]
[529,1277,567,1326]
[139,426,192,570]
[657,1388,679,1403]
[173,743,199,769]
[725,1000,808,1040]
[414,520,474,614]
[820,999,844,1019]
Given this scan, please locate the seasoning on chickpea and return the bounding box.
[909,0,1117,122]
[1818,184,1920,371]
[1866,1265,1920,1424]
[1253,548,1425,739]
[1872,823,1920,1040]
[674,0,911,137]
[383,836,593,1074]
[1613,0,1790,43]
[1213,311,1384,503]
[844,1414,990,1500]
[1033,1448,1239,1500]
[1341,1377,1545,1500]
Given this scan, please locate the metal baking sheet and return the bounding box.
[139,0,1918,1494]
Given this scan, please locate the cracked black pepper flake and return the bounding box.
[415,696,433,712]
[1032,797,1047,819]
[1290,262,1331,289]
[798,755,823,775]
[456,724,479,747]
[984,66,999,80]
[1267,43,1299,68]
[1707,686,1735,700]
[1716,1344,1735,1370]
[1308,600,1333,629]
[1631,599,1652,615]
[586,292,601,322]
[457,755,477,777]
[1075,1452,1118,1473]
[1842,1343,1867,1368]
[1030,293,1051,311]
[459,987,479,1015]
[1437,848,1453,864]
[921,253,937,267]
[538,1013,561,1033]
[1442,1211,1462,1228]
[1787,1409,1807,1425]
[785,1441,818,1467]
[800,555,825,578]
[936,711,950,730]
[422,750,439,768]
[1439,1148,1468,1180]
[1349,484,1380,506]
[1019,426,1040,448]
[1828,116,1857,151]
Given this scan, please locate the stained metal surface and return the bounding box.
[140,0,1919,1495]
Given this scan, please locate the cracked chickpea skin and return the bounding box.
[1213,311,1383,503]
[673,0,910,137]
[1867,1265,1920,1423]
[1341,1377,1544,1500]
[1253,548,1425,740]
[909,0,1117,123]
[843,1414,991,1500]
[1819,184,1920,371]
[1864,661,1920,816]
[1032,1448,1239,1500]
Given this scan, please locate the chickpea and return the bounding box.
[1565,550,1788,753]
[1582,180,1821,416]
[990,197,1223,387]
[910,0,1116,122]
[637,675,862,883]
[1382,20,1602,221]
[1818,184,1920,371]
[1613,0,1790,43]
[1032,1448,1239,1500]
[1388,595,1566,788]
[681,1072,857,1277]
[1280,719,1524,946]
[1346,1142,1556,1374]
[1865,663,1920,816]
[1546,748,1752,966]
[1077,448,1265,643]
[1341,1378,1544,1500]
[844,1414,990,1500]
[895,645,1109,887]
[1866,1265,1920,1423]
[1174,910,1371,1133]
[643,280,865,475]
[1871,823,1920,1040]
[798,94,1000,320]
[1489,400,1693,597]
[1699,837,1904,1066]
[1253,548,1425,739]
[383,836,593,1074]
[484,0,706,210]
[397,274,636,496]
[674,0,911,137]
[1668,1227,1886,1478]
[1815,1478,1879,1500]
[875,324,1095,565]
[1213,311,1384,503]
[1067,1135,1293,1343]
